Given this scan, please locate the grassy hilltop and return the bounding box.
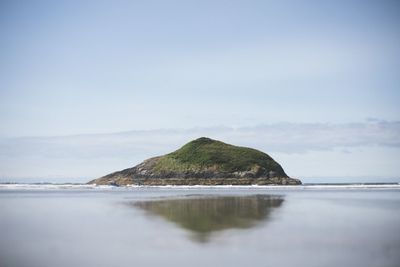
[153,137,287,177]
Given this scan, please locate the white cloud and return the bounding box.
[0,120,399,179]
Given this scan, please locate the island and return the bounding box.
[88,137,302,186]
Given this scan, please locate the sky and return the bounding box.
[0,0,399,182]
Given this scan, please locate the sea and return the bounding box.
[0,183,399,267]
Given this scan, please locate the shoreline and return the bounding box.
[1,183,400,190]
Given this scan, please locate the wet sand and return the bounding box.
[0,186,399,267]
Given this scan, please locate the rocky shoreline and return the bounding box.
[90,177,301,186]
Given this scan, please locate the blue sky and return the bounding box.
[0,0,399,181]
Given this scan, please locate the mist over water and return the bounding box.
[0,187,399,267]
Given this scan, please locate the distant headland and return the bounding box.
[88,137,302,186]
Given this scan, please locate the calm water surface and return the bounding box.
[0,186,399,267]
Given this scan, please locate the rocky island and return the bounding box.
[88,137,301,186]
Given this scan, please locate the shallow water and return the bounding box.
[1,186,399,267]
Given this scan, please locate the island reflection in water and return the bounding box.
[133,194,284,242]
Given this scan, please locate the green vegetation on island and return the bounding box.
[153,137,286,176]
